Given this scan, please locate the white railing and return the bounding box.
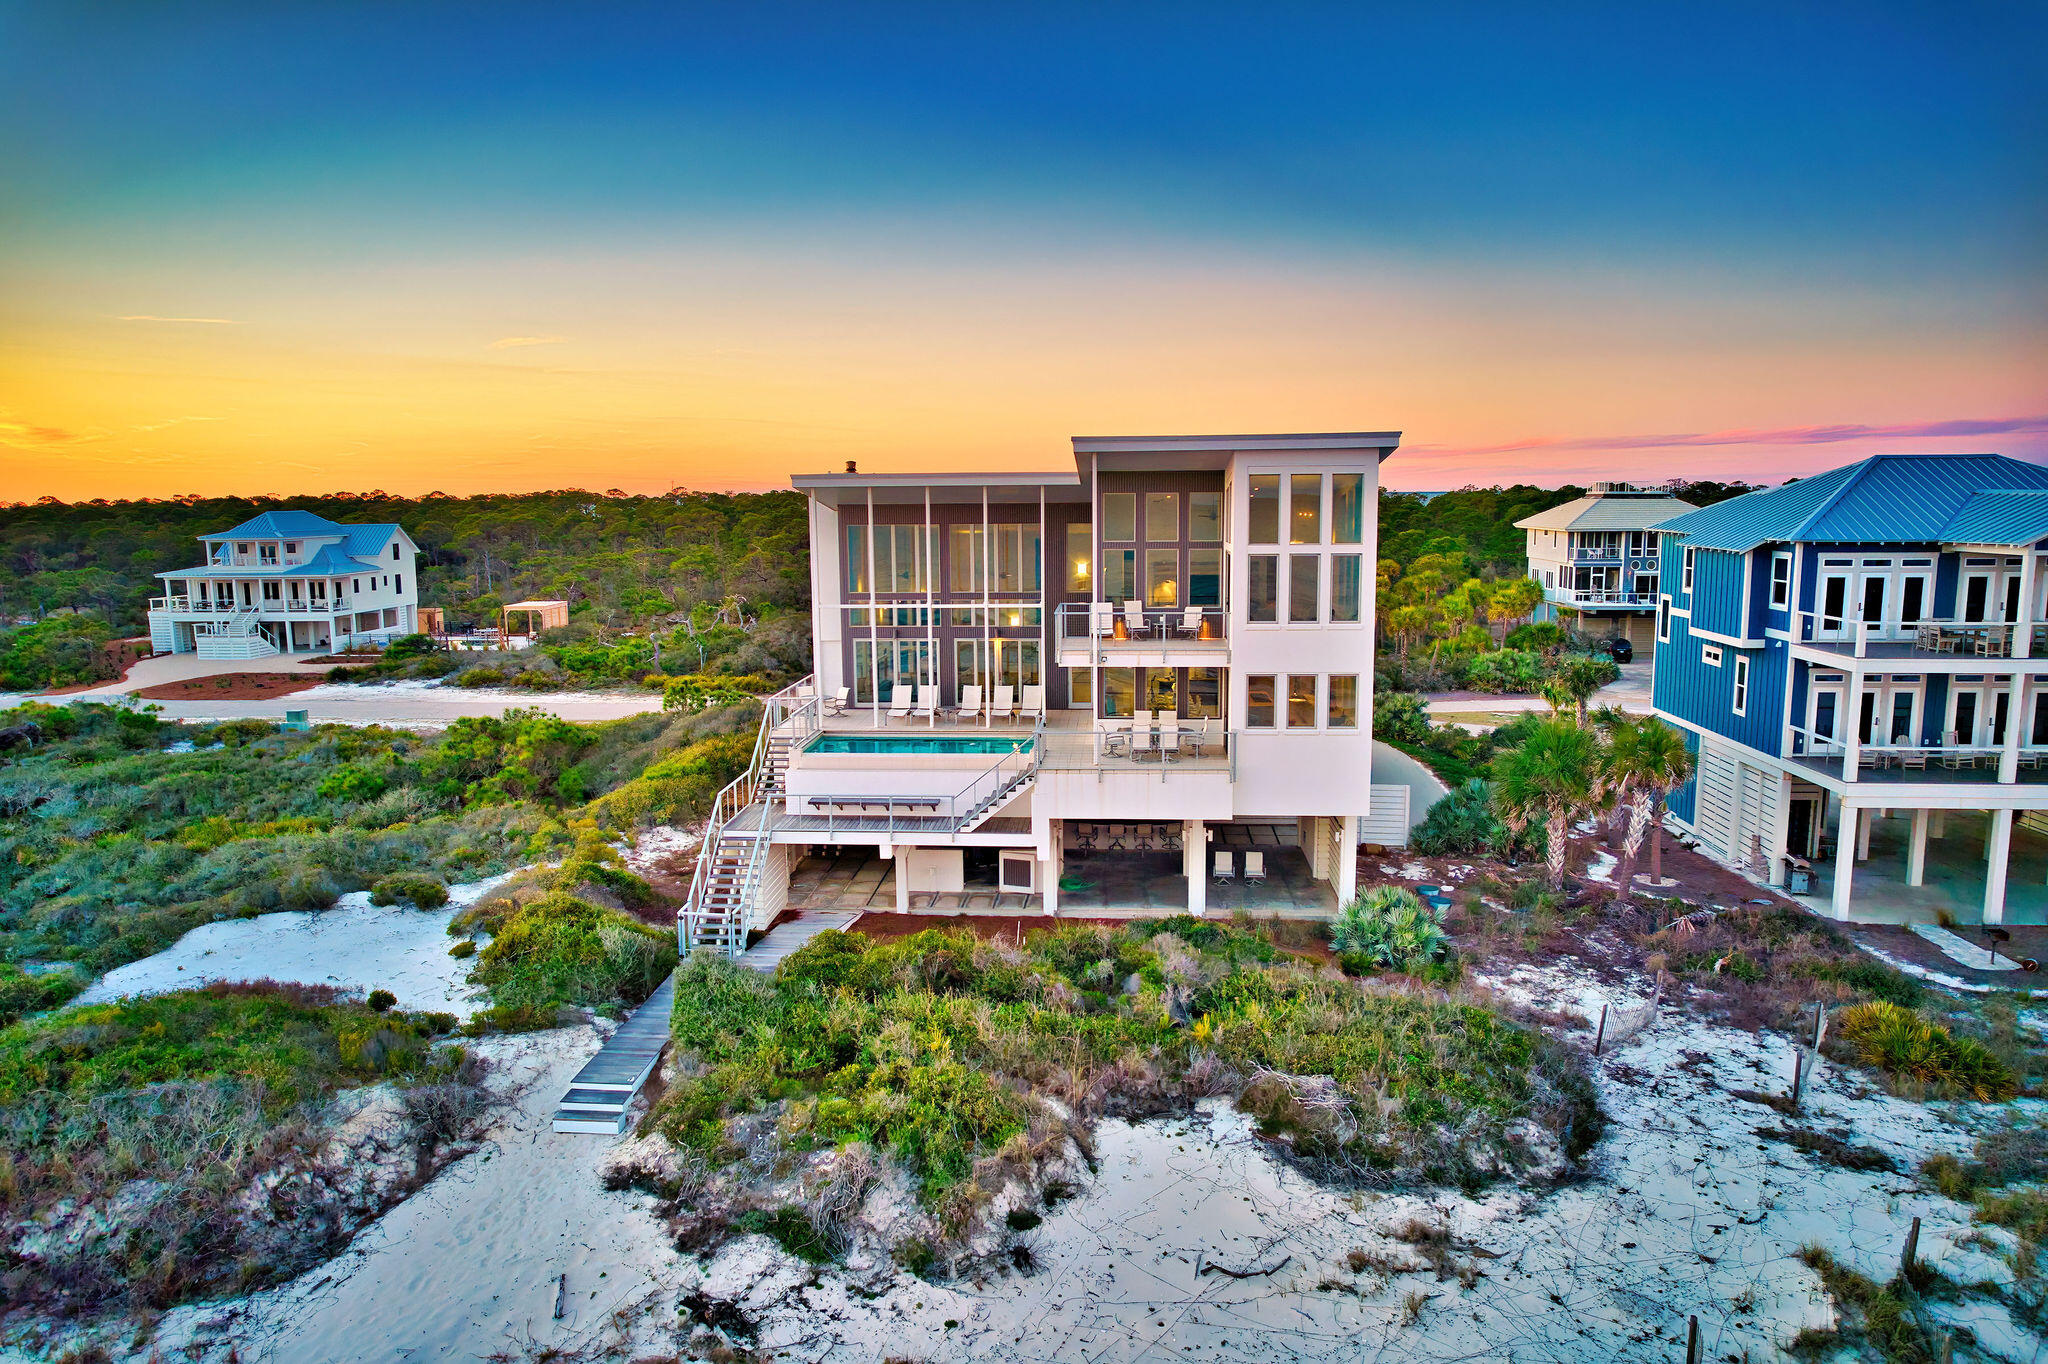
[207,553,307,568]
[1545,586,1658,609]
[1783,723,2030,778]
[1794,612,2037,659]
[152,596,352,614]
[784,726,1043,835]
[1056,602,1227,647]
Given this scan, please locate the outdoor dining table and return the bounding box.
[1917,620,2011,654]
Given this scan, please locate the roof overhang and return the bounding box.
[791,471,1087,508]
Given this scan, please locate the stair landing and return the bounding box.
[738,909,861,973]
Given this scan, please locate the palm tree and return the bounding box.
[1540,655,1617,725]
[1490,718,1604,891]
[1604,716,1694,893]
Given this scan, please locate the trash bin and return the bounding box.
[1787,865,1813,895]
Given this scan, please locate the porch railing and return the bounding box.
[1794,611,2039,659]
[1055,601,1227,647]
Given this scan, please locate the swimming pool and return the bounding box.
[805,733,1035,756]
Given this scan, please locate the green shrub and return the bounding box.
[1372,691,1430,743]
[367,988,397,1011]
[1410,779,1510,857]
[471,890,676,1012]
[448,938,477,959]
[1330,886,1450,971]
[369,872,450,908]
[318,762,389,803]
[1466,648,1543,694]
[1835,1001,2018,1101]
[0,961,83,1026]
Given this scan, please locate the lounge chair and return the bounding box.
[950,684,983,724]
[989,684,1017,720]
[912,685,936,720]
[1243,850,1267,884]
[823,686,850,716]
[1212,850,1235,882]
[886,688,910,719]
[1122,600,1147,639]
[1018,684,1045,722]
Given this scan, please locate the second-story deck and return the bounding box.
[1054,602,1229,667]
[1790,612,2048,669]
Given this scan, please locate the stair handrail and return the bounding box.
[678,675,816,955]
[943,720,1044,828]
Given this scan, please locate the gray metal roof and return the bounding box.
[1515,493,1696,532]
[1652,454,2048,551]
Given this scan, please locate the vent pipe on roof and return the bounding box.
[846,460,858,474]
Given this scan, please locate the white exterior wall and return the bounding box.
[809,495,847,699]
[1225,448,1379,820]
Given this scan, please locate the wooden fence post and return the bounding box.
[1685,1314,1700,1364]
[1789,1047,1805,1112]
[1901,1216,1921,1282]
[1594,1004,1609,1057]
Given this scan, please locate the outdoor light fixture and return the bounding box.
[1112,616,1130,640]
[1196,616,1218,641]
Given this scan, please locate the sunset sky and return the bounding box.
[2,4,2044,501]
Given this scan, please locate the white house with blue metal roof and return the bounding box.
[1650,453,2048,926]
[1515,483,1696,649]
[148,510,420,658]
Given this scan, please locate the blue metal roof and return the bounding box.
[1939,490,2048,547]
[1651,454,2048,551]
[342,523,403,556]
[201,510,348,540]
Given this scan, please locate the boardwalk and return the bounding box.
[551,972,675,1135]
[739,909,862,972]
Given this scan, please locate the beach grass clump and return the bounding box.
[649,922,1598,1265]
[469,891,675,1017]
[368,872,449,908]
[0,981,483,1319]
[1834,1001,2018,1102]
[0,961,83,1028]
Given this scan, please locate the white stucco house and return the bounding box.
[148,510,420,658]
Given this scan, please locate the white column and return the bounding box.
[1336,815,1359,904]
[1184,820,1207,918]
[1042,824,1061,918]
[2000,677,2025,783]
[1907,808,1930,887]
[1831,800,1858,920]
[2013,550,2037,659]
[1856,808,1873,861]
[1984,808,2013,924]
[1841,668,1862,783]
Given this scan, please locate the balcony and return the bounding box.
[1791,612,2044,666]
[1784,724,2048,787]
[1055,602,1228,669]
[1543,585,1657,611]
[151,596,352,615]
[206,553,307,569]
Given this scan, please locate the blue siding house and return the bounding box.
[1651,453,2048,925]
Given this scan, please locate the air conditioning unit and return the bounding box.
[998,850,1037,894]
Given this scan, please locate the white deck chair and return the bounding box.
[1019,684,1045,722]
[1092,601,1117,637]
[1122,600,1147,638]
[1178,604,1203,637]
[1129,716,1156,762]
[912,685,937,719]
[950,684,983,724]
[989,684,1017,719]
[1156,713,1181,762]
[1243,850,1267,883]
[1212,850,1235,882]
[823,686,849,715]
[886,687,911,718]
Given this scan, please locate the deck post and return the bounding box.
[1184,820,1207,918]
[1830,800,1857,920]
[1984,808,2013,925]
[1336,815,1358,904]
[1907,808,1929,887]
[1856,808,1872,861]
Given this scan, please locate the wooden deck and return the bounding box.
[551,972,675,1135]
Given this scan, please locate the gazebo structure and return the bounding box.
[500,599,570,646]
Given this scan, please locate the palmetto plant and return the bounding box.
[1603,715,1693,892]
[1330,886,1449,969]
[1490,718,1604,890]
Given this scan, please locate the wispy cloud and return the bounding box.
[1408,415,2048,460]
[131,415,225,433]
[114,314,242,325]
[0,410,102,449]
[487,334,569,350]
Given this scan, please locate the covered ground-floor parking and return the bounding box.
[1794,803,2048,926]
[780,820,1345,919]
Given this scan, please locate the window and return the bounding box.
[1143,667,1177,712]
[847,525,869,592]
[394,574,402,594]
[1248,555,1278,622]
[1331,473,1364,544]
[1289,554,1320,622]
[1246,675,1276,727]
[1189,549,1222,607]
[1327,675,1358,728]
[390,543,400,560]
[1331,555,1361,623]
[992,523,1041,593]
[1189,492,1221,542]
[955,639,984,696]
[1702,644,1723,667]
[1104,493,1136,541]
[1069,667,1092,706]
[1732,656,1749,715]
[948,525,984,593]
[1248,476,1280,543]
[352,577,360,593]
[1185,667,1222,719]
[1287,675,1317,727]
[1105,667,1138,712]
[1770,553,1791,609]
[283,541,299,555]
[889,525,933,592]
[1290,474,1322,543]
[1102,549,1137,602]
[262,581,281,601]
[1146,549,1179,606]
[1900,575,1927,625]
[1066,524,1091,592]
[1683,547,1696,593]
[1145,493,1177,542]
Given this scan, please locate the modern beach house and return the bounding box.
[1651,453,2048,926]
[1517,483,1695,651]
[678,432,1414,951]
[148,510,420,658]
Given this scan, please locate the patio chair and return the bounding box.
[1130,824,1154,851]
[1122,600,1147,638]
[1243,850,1267,884]
[909,685,936,720]
[1212,850,1235,882]
[1177,604,1203,637]
[1073,823,1097,854]
[1156,712,1181,762]
[1092,602,1118,637]
[1106,824,1128,851]
[1900,748,1928,771]
[949,684,983,724]
[1099,722,1132,759]
[989,684,1017,719]
[823,686,850,716]
[886,688,911,719]
[1129,721,1156,762]
[1019,684,1045,722]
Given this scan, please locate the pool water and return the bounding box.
[806,733,1035,756]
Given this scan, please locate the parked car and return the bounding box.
[1596,636,1633,664]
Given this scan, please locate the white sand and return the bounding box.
[75,872,517,1018]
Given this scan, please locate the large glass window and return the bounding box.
[1190,492,1221,542]
[1331,555,1361,623]
[1290,474,1322,544]
[1103,549,1138,602]
[1332,473,1364,544]
[1189,549,1222,607]
[993,523,1041,593]
[890,525,923,592]
[1147,549,1179,606]
[1287,675,1317,728]
[1102,667,1136,718]
[1104,492,1136,541]
[949,525,984,593]
[1289,554,1320,622]
[1185,667,1222,720]
[1327,675,1358,728]
[1246,675,1276,727]
[1248,476,1279,543]
[955,639,984,699]
[1069,667,1092,707]
[1146,492,1178,542]
[1066,524,1092,593]
[847,525,869,593]
[1144,667,1178,713]
[1248,555,1278,622]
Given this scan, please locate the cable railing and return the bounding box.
[784,723,1043,834]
